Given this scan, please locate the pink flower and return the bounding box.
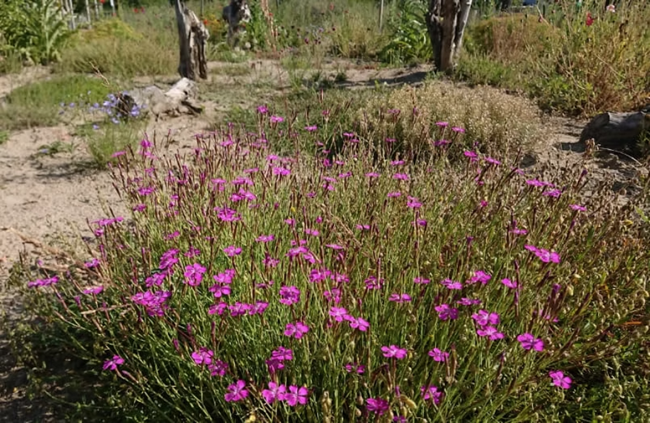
[184,263,206,286]
[472,310,500,327]
[476,326,504,340]
[525,245,561,264]
[191,348,214,365]
[428,348,449,362]
[208,360,228,376]
[270,115,284,123]
[223,245,242,257]
[468,270,491,285]
[348,316,370,332]
[102,355,124,371]
[517,333,544,351]
[262,382,286,404]
[414,276,430,285]
[389,293,412,303]
[570,204,586,212]
[549,370,572,389]
[83,286,104,295]
[284,321,310,339]
[224,380,248,402]
[393,173,410,181]
[256,234,275,242]
[366,398,389,415]
[421,385,443,404]
[283,385,309,406]
[304,125,318,132]
[381,345,407,359]
[329,307,349,322]
[441,279,463,290]
[345,363,365,374]
[452,126,465,133]
[272,167,291,176]
[435,304,459,320]
[501,278,518,289]
[279,286,301,306]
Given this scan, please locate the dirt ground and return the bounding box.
[0,60,647,421]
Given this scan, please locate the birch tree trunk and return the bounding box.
[426,0,473,73]
[174,0,210,81]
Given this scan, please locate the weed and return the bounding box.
[0,130,8,145]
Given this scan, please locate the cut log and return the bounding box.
[579,111,650,150]
[174,0,210,81]
[125,78,203,119]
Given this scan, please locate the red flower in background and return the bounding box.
[586,12,594,26]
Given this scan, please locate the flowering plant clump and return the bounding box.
[18,105,650,421]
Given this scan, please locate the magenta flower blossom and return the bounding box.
[356,224,371,231]
[215,207,242,222]
[345,363,366,374]
[305,125,318,132]
[393,173,410,181]
[381,345,407,359]
[270,115,284,123]
[452,126,465,133]
[103,355,124,371]
[472,310,500,327]
[517,333,545,351]
[570,204,586,212]
[501,278,518,289]
[391,160,405,166]
[549,370,572,389]
[84,258,100,268]
[83,286,104,295]
[284,322,310,339]
[441,279,463,290]
[224,380,248,402]
[525,245,561,264]
[389,293,412,303]
[435,304,459,320]
[421,385,443,404]
[191,348,214,365]
[262,382,287,404]
[414,276,430,285]
[464,150,478,159]
[257,105,268,114]
[387,191,402,198]
[511,227,528,236]
[223,245,242,257]
[184,263,206,286]
[208,360,228,377]
[323,288,341,304]
[476,326,505,340]
[468,270,491,285]
[485,156,501,165]
[310,268,332,283]
[347,316,370,332]
[263,254,280,268]
[272,346,293,361]
[407,197,422,209]
[279,286,301,306]
[131,290,172,317]
[366,398,390,415]
[283,386,309,406]
[329,307,349,322]
[229,302,252,317]
[366,172,380,178]
[457,297,482,306]
[436,121,448,127]
[428,348,449,362]
[272,167,291,176]
[249,301,269,315]
[305,228,320,236]
[209,302,227,315]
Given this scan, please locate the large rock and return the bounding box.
[128,78,203,119]
[579,110,650,151]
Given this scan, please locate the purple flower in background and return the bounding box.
[283,385,309,406]
[305,125,318,132]
[366,398,389,415]
[273,167,291,176]
[549,370,572,389]
[208,360,228,377]
[209,302,228,315]
[387,191,402,198]
[421,385,443,404]
[435,304,459,320]
[103,355,124,371]
[256,234,275,243]
[184,263,206,287]
[83,286,104,295]
[441,279,463,290]
[347,316,370,332]
[345,363,365,374]
[257,105,268,114]
[389,293,412,303]
[224,380,248,402]
[472,310,500,327]
[381,345,407,359]
[428,348,449,362]
[279,286,301,306]
[476,326,505,340]
[570,204,586,212]
[525,245,561,264]
[270,115,284,123]
[262,382,287,404]
[223,246,242,257]
[517,333,545,351]
[414,276,430,285]
[85,258,100,268]
[501,278,518,289]
[543,189,562,198]
[457,297,482,306]
[393,173,410,181]
[284,322,309,339]
[191,348,214,365]
[329,307,349,322]
[407,197,422,209]
[468,270,491,285]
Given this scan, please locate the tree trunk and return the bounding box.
[174,0,210,81]
[426,0,473,73]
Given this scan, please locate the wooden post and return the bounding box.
[85,0,92,27]
[379,0,385,32]
[174,0,210,80]
[426,0,473,73]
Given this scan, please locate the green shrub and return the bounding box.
[13,101,650,421]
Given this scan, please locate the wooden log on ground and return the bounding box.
[174,0,210,81]
[124,78,203,119]
[579,111,650,150]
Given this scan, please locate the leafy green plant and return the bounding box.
[0,0,72,64]
[380,0,431,65]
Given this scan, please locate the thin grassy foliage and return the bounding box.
[12,100,650,421]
